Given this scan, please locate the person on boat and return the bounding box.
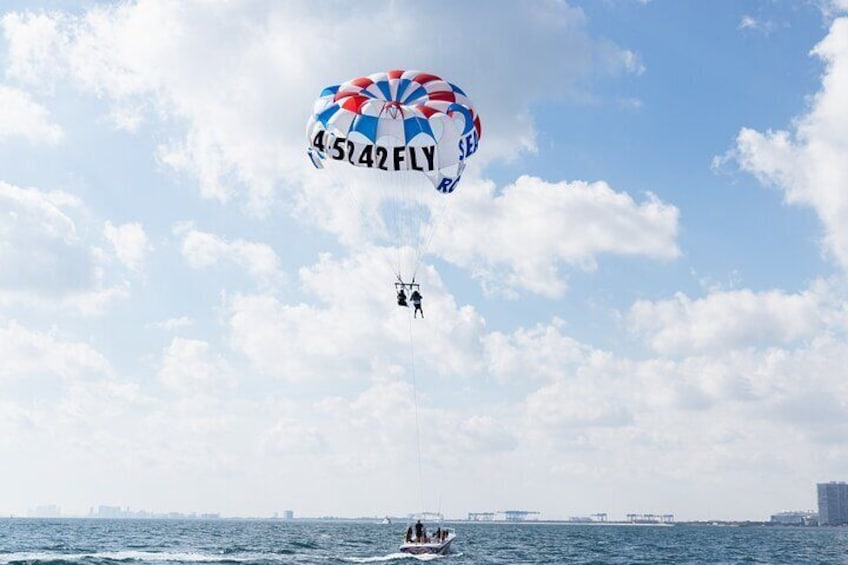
[397,287,408,307]
[405,526,413,542]
[435,527,441,541]
[410,289,423,318]
[414,519,424,542]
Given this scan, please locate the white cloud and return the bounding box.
[0,320,112,382]
[738,15,778,34]
[818,1,848,19]
[739,15,758,29]
[157,337,233,394]
[259,417,326,456]
[524,378,634,432]
[432,175,680,297]
[227,248,486,382]
[1,12,66,87]
[16,375,239,479]
[0,84,62,144]
[493,318,848,511]
[217,253,848,507]
[295,167,680,300]
[305,377,498,476]
[103,221,151,272]
[175,223,283,288]
[0,181,129,314]
[5,271,848,518]
[215,257,831,506]
[731,17,848,269]
[0,181,89,292]
[628,282,836,356]
[483,318,594,382]
[148,316,194,331]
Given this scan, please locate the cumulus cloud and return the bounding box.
[157,337,233,394]
[227,248,485,382]
[0,320,112,381]
[148,316,194,331]
[103,221,151,272]
[628,282,836,356]
[731,17,848,269]
[218,252,848,497]
[483,318,594,382]
[525,378,634,432]
[0,84,62,144]
[259,417,326,456]
[0,181,129,314]
[489,316,848,504]
[175,223,283,288]
[6,265,848,517]
[818,1,848,19]
[13,373,241,479]
[222,259,846,486]
[433,176,680,297]
[0,181,90,293]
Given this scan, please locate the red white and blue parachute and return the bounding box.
[307,69,481,193]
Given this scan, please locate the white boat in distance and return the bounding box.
[399,513,455,555]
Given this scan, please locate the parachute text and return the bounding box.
[458,131,479,162]
[311,129,436,172]
[436,175,461,193]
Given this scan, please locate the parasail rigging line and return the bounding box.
[411,193,452,284]
[406,303,425,513]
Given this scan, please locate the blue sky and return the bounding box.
[2,0,848,521]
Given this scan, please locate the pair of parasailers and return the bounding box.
[396,287,423,318]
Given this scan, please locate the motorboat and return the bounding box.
[399,513,455,555]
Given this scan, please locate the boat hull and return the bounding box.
[399,537,453,555]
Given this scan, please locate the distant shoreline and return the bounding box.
[1,516,832,528]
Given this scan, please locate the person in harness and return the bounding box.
[410,289,423,318]
[397,287,408,307]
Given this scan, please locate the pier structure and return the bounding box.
[467,512,495,521]
[569,513,608,523]
[500,510,541,522]
[626,513,674,524]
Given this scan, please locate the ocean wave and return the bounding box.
[0,551,265,565]
[342,552,444,563]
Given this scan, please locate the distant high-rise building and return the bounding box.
[284,510,294,520]
[96,505,123,518]
[29,505,61,518]
[817,482,848,525]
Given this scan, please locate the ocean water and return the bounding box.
[2,518,848,565]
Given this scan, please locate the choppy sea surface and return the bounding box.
[2,518,848,565]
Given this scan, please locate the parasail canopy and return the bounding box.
[306,69,481,193]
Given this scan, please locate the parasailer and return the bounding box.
[410,289,423,318]
[306,69,481,313]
